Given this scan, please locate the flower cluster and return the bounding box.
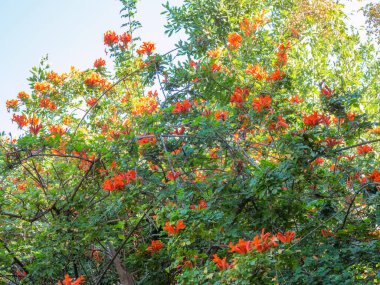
[132,91,158,115]
[212,230,296,271]
[102,170,137,191]
[84,72,111,89]
[137,42,156,55]
[214,110,228,121]
[17,91,30,100]
[93,58,106,68]
[57,275,85,285]
[357,145,373,155]
[34,82,51,92]
[303,111,332,127]
[104,30,132,48]
[212,254,234,270]
[103,30,119,45]
[172,100,191,114]
[230,87,249,107]
[227,32,242,49]
[40,98,57,111]
[246,64,268,80]
[46,71,67,85]
[252,95,271,112]
[146,240,165,253]
[163,220,186,235]
[6,99,19,110]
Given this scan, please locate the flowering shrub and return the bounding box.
[0,0,379,284]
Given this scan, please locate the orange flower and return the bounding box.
[102,170,137,191]
[207,47,223,58]
[357,145,373,155]
[17,91,30,100]
[137,42,155,55]
[277,231,296,243]
[172,100,192,114]
[58,274,85,285]
[12,114,28,127]
[104,30,118,46]
[84,72,111,89]
[163,220,186,235]
[323,137,343,147]
[346,112,357,121]
[119,32,132,47]
[26,116,38,127]
[86,97,98,106]
[6,99,19,110]
[17,184,26,190]
[276,51,288,67]
[240,18,258,36]
[314,157,325,165]
[138,136,156,145]
[211,62,222,73]
[276,115,288,129]
[147,240,165,253]
[319,113,331,126]
[167,171,181,181]
[209,148,220,159]
[229,239,254,254]
[34,82,51,92]
[189,60,197,68]
[102,179,114,191]
[40,98,57,111]
[289,95,304,103]
[266,69,282,81]
[29,124,43,135]
[251,228,279,252]
[46,71,67,84]
[230,86,248,106]
[320,85,333,97]
[252,95,271,112]
[303,111,320,126]
[227,32,242,50]
[212,254,234,270]
[369,169,380,183]
[246,64,268,80]
[332,116,345,125]
[49,125,67,135]
[132,95,158,115]
[198,199,207,209]
[93,58,106,68]
[214,110,228,121]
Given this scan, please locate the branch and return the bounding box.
[70,158,98,201]
[73,70,141,135]
[333,138,380,153]
[20,153,96,163]
[94,206,152,285]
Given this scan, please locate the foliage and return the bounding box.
[0,0,379,284]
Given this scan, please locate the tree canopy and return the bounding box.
[1,0,379,284]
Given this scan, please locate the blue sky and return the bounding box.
[0,0,369,134]
[0,0,183,134]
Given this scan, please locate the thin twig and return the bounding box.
[94,206,152,285]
